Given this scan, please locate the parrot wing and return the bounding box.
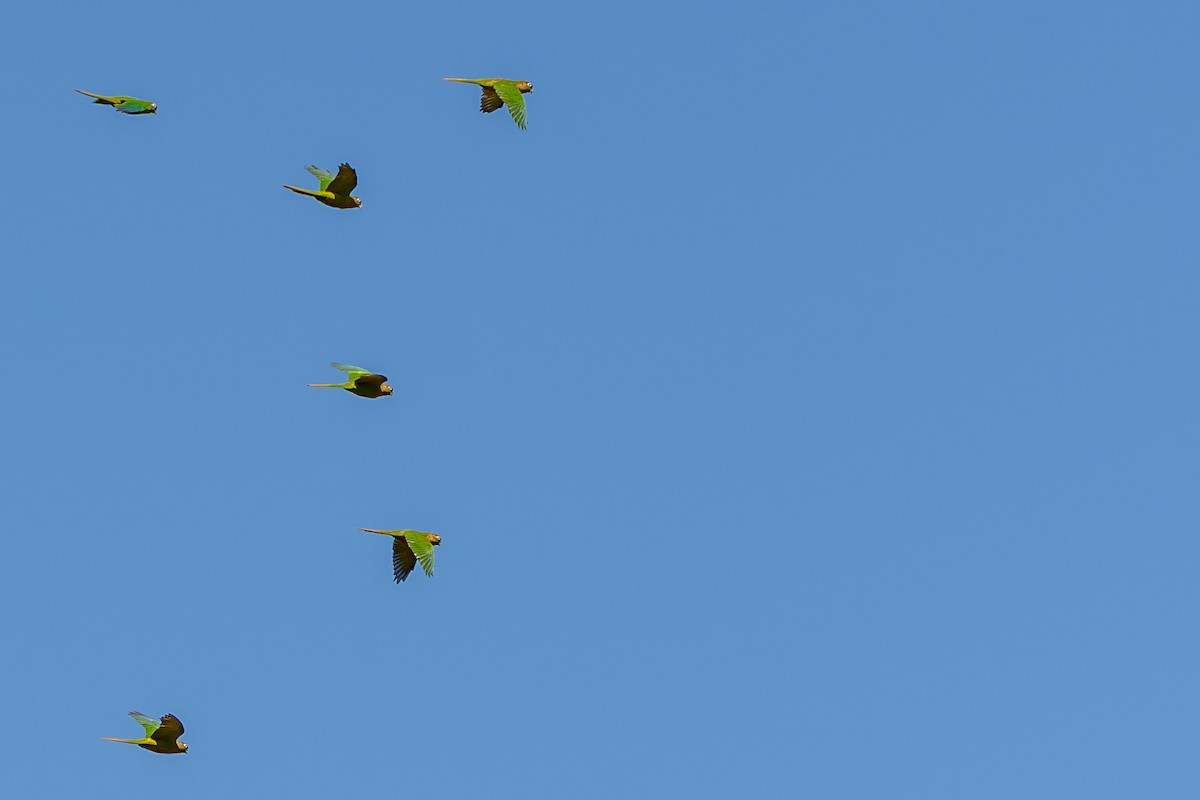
[305,165,336,191]
[493,81,528,130]
[115,97,155,114]
[330,363,374,382]
[325,163,358,196]
[480,86,504,114]
[392,535,418,582]
[128,711,162,738]
[404,532,437,577]
[153,714,185,744]
[352,373,387,391]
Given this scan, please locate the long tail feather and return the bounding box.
[283,184,323,197]
[74,89,111,104]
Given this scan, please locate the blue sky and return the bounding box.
[2,0,1198,796]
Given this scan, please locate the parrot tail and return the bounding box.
[307,383,344,388]
[74,89,111,104]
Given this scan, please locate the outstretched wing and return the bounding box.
[305,165,336,191]
[331,363,373,382]
[404,532,437,577]
[480,86,504,114]
[153,714,185,744]
[392,535,418,583]
[128,711,162,738]
[493,82,527,130]
[326,163,358,196]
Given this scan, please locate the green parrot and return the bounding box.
[74,89,157,115]
[359,528,442,583]
[444,78,533,130]
[283,164,362,208]
[101,711,188,754]
[308,362,393,398]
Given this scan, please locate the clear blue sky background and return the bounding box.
[1,1,1197,796]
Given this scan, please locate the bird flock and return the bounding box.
[86,75,534,755]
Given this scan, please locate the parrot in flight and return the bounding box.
[283,164,362,208]
[74,89,157,115]
[101,711,188,754]
[308,363,393,398]
[444,78,533,130]
[359,528,442,583]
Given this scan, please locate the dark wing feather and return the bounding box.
[480,86,504,114]
[326,163,358,196]
[353,373,387,390]
[392,536,417,583]
[154,714,185,744]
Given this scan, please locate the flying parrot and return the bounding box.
[308,363,393,398]
[283,164,362,208]
[101,711,188,754]
[444,78,533,130]
[74,89,157,115]
[359,528,442,583]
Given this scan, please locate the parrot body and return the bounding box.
[359,528,442,582]
[444,78,533,130]
[309,362,393,398]
[74,89,157,115]
[284,164,362,208]
[102,711,187,754]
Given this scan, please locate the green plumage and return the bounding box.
[444,77,534,130]
[308,362,393,398]
[359,528,442,583]
[74,89,157,115]
[283,164,362,208]
[101,711,188,754]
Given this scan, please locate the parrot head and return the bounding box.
[381,383,393,395]
[179,742,189,753]
[429,534,442,547]
[352,196,363,208]
[517,81,533,94]
[149,103,158,113]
